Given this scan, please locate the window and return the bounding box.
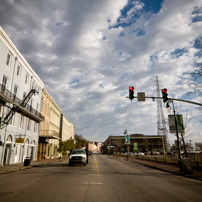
[30,99,33,111]
[9,114,15,126]
[6,52,11,66]
[14,85,18,96]
[19,115,24,129]
[17,64,21,76]
[32,80,35,89]
[2,75,8,87]
[27,119,31,131]
[34,122,37,133]
[2,75,8,92]
[25,73,29,84]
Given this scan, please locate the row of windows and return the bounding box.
[6,52,40,89]
[10,113,37,133]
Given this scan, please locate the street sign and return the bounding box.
[137,92,145,101]
[133,142,138,151]
[125,135,130,145]
[168,114,184,133]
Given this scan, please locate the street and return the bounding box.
[0,154,202,202]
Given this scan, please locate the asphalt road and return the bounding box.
[0,154,202,202]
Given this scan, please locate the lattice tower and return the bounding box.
[154,76,170,150]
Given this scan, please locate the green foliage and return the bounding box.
[75,134,87,149]
[58,140,75,155]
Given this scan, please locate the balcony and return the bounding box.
[0,84,44,122]
[39,130,60,139]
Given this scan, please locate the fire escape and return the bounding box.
[0,84,44,128]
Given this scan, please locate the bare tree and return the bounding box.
[189,35,202,94]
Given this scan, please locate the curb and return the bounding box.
[0,159,65,174]
[117,156,202,181]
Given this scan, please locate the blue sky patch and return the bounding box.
[69,77,80,85]
[110,0,163,29]
[170,48,188,58]
[192,7,202,23]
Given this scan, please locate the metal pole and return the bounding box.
[126,96,202,106]
[127,145,129,160]
[172,101,183,172]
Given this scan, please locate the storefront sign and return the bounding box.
[15,138,25,143]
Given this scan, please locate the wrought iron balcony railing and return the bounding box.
[0,84,44,122]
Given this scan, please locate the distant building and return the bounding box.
[38,89,55,160]
[87,142,94,152]
[60,114,75,142]
[87,142,102,153]
[102,134,167,154]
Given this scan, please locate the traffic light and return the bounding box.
[0,117,4,129]
[162,88,168,103]
[129,86,134,101]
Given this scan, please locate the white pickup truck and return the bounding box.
[69,149,88,166]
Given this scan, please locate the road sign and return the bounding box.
[137,92,145,101]
[168,114,184,133]
[125,135,130,145]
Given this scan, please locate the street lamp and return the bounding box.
[124,129,130,160]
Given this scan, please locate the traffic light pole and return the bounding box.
[171,100,183,172]
[126,96,202,106]
[126,94,202,172]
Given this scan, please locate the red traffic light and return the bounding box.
[162,88,168,103]
[162,88,167,94]
[129,86,134,101]
[129,86,134,91]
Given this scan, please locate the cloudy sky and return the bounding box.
[0,0,202,146]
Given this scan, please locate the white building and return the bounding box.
[60,114,75,141]
[0,27,44,165]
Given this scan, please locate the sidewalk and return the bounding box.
[0,158,65,174]
[115,155,202,181]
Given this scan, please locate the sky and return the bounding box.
[0,0,202,147]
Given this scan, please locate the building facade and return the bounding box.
[38,89,52,160]
[60,114,75,142]
[0,26,44,165]
[102,134,167,154]
[48,99,62,158]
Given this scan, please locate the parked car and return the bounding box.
[137,152,145,156]
[69,149,87,166]
[134,152,145,156]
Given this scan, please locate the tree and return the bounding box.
[75,134,87,149]
[189,35,202,94]
[195,142,202,150]
[58,140,75,156]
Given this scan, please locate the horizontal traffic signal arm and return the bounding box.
[126,95,202,106]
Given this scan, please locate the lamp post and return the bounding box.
[124,130,130,160]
